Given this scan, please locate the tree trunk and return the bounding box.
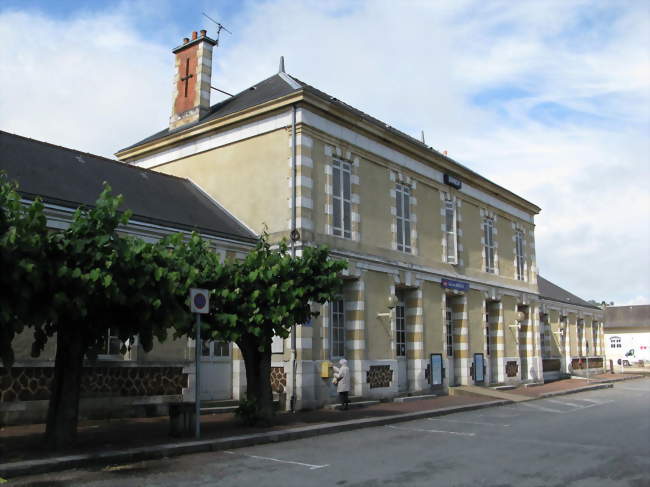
[238,334,274,422]
[45,326,85,449]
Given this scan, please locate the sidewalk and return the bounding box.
[0,377,632,479]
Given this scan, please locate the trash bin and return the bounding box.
[168,402,195,437]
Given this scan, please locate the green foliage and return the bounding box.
[0,173,49,368]
[234,397,262,426]
[204,234,348,350]
[0,176,223,367]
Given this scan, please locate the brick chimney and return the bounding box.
[169,30,217,130]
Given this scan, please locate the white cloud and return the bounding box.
[1,0,648,305]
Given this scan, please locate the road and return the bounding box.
[10,378,650,487]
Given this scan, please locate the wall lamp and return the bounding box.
[377,295,399,318]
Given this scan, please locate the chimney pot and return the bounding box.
[192,31,198,40]
[183,37,189,44]
[200,29,207,37]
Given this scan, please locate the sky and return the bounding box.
[1,0,648,306]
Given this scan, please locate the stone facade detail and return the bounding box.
[505,361,519,378]
[367,365,392,388]
[0,366,187,402]
[270,366,287,393]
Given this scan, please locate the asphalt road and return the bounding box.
[10,378,650,487]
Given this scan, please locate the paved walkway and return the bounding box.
[0,375,637,479]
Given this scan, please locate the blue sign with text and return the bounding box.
[441,278,469,292]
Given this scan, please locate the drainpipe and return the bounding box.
[290,104,297,412]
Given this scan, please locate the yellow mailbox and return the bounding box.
[321,360,331,378]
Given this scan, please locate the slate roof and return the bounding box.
[605,305,650,329]
[537,275,601,310]
[0,131,256,242]
[118,71,540,213]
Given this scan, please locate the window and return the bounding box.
[202,340,230,358]
[395,183,411,252]
[609,336,621,349]
[444,199,457,264]
[484,217,495,273]
[446,307,453,357]
[332,159,352,238]
[396,302,406,356]
[515,229,525,280]
[577,319,584,355]
[330,299,345,358]
[98,329,123,357]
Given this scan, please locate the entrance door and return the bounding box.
[446,306,455,386]
[200,340,232,400]
[396,301,407,392]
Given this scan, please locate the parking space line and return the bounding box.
[544,398,582,407]
[224,451,329,470]
[387,425,475,436]
[519,402,565,413]
[428,418,510,427]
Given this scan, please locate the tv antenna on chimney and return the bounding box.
[202,12,232,45]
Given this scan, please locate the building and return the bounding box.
[604,305,650,370]
[537,276,605,380]
[1,30,607,422]
[0,130,256,425]
[115,30,606,409]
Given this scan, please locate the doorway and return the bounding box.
[445,305,455,386]
[395,300,407,392]
[200,340,232,400]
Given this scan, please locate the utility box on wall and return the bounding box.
[321,360,331,378]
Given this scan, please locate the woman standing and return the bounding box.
[333,358,351,410]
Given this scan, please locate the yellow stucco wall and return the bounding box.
[364,270,393,360]
[422,282,443,354]
[502,295,519,357]
[155,129,289,234]
[467,290,485,355]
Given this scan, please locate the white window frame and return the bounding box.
[484,217,496,273]
[332,159,352,239]
[396,301,406,357]
[202,340,231,360]
[330,299,346,359]
[444,198,457,264]
[395,183,412,253]
[97,328,123,359]
[515,229,525,280]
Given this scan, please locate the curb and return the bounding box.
[0,399,508,479]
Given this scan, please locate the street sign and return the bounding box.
[190,288,210,314]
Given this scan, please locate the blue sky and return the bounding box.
[1,0,648,305]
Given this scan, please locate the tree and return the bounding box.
[0,173,49,369]
[194,236,347,422]
[1,177,222,448]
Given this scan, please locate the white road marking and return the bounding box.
[544,398,582,407]
[387,425,475,437]
[224,451,329,470]
[518,402,565,413]
[428,418,510,427]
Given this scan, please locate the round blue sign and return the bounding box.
[193,293,207,309]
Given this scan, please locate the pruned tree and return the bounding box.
[0,173,49,368]
[1,177,224,449]
[193,236,347,422]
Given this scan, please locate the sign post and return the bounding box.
[586,341,590,383]
[190,288,210,439]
